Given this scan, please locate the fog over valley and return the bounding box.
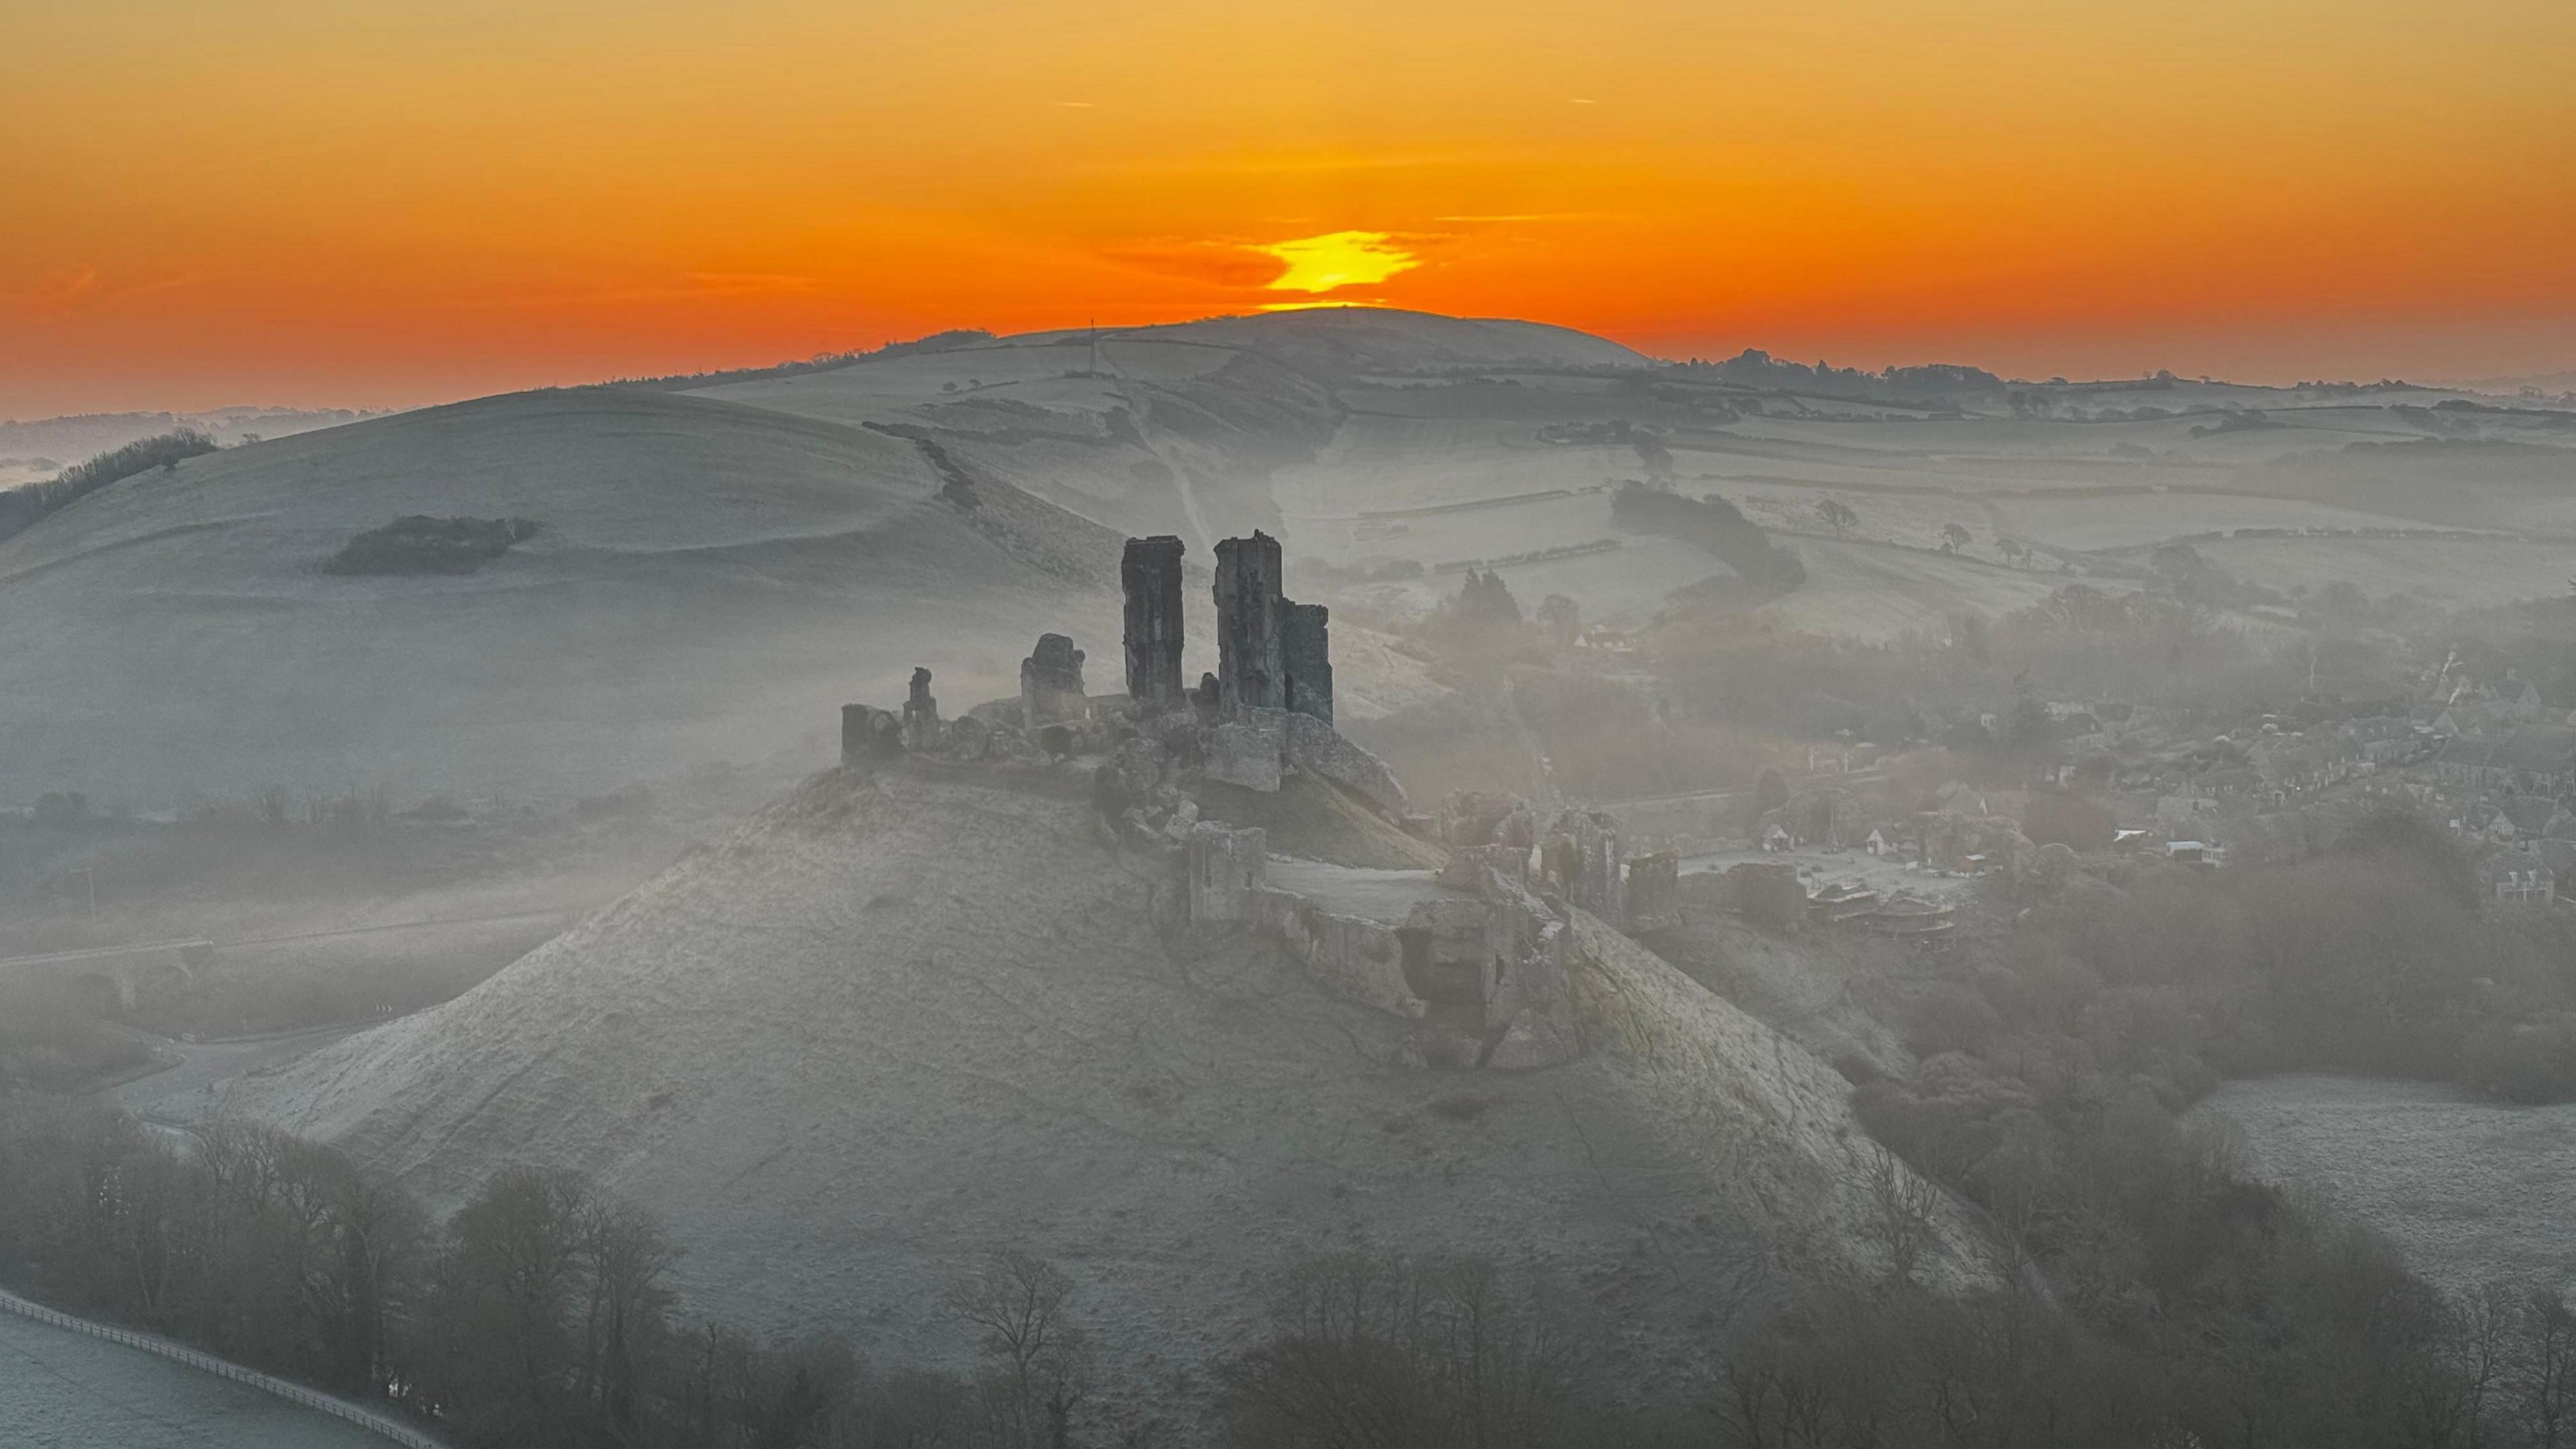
[7,2,2576,1440]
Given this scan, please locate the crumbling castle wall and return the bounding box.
[841,704,903,765]
[1625,849,1680,934]
[1281,601,1333,725]
[1442,843,1579,1069]
[1725,861,1806,932]
[1198,705,1411,817]
[902,668,941,751]
[1121,535,1187,710]
[1544,810,1627,926]
[1214,532,1286,713]
[1187,821,1267,923]
[1255,892,1427,1020]
[1281,712,1409,818]
[1205,711,1287,791]
[1020,633,1087,724]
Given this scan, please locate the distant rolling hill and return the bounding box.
[9,305,2571,808]
[0,309,1638,810]
[0,388,1129,808]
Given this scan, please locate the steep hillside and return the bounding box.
[0,388,1124,808]
[212,760,1991,1412]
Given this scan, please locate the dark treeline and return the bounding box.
[1610,484,1808,597]
[0,427,217,544]
[1965,807,2576,1102]
[1668,350,2008,407]
[0,1100,1130,1448]
[1781,808,2576,1449]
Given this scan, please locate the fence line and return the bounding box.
[0,1285,450,1449]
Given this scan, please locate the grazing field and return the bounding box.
[2200,1075,2576,1295]
[1984,489,2455,551]
[2188,535,2576,608]
[1760,539,2106,641]
[0,1309,387,1449]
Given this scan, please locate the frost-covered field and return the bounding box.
[2200,1075,2576,1295]
[0,1311,386,1448]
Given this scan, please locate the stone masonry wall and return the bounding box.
[1121,535,1187,711]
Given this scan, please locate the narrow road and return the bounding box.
[113,1023,377,1118]
[0,904,591,979]
[0,1286,449,1448]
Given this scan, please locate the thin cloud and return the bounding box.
[462,272,823,309]
[1098,240,1286,289]
[1432,212,1615,223]
[12,266,196,314]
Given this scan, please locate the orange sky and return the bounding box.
[6,0,2573,413]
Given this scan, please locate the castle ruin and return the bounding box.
[835,531,1693,1072]
[1121,535,1187,712]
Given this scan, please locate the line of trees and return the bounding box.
[0,427,217,544]
[0,1100,1143,1447]
[1608,484,1807,596]
[8,1089,2576,1446]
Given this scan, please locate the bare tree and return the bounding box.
[1866,1146,1943,1287]
[577,1195,678,1438]
[949,1250,1091,1449]
[2514,1287,2576,1449]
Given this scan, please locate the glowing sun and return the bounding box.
[1257,231,1419,293]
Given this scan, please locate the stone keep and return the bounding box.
[1214,531,1285,713]
[1019,633,1087,724]
[1121,535,1187,710]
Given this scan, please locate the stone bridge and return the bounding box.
[0,938,209,1010]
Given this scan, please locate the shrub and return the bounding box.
[323,515,539,576]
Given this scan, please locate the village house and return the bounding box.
[2434,723,2576,799]
[2488,847,2557,906]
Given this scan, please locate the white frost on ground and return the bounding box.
[2200,1074,2576,1295]
[0,1311,386,1449]
[209,761,1991,1421]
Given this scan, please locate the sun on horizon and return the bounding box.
[1256,231,1421,295]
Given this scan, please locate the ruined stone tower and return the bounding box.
[1281,600,1333,725]
[1121,535,1187,711]
[1020,633,1087,724]
[902,667,941,750]
[1214,531,1285,713]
